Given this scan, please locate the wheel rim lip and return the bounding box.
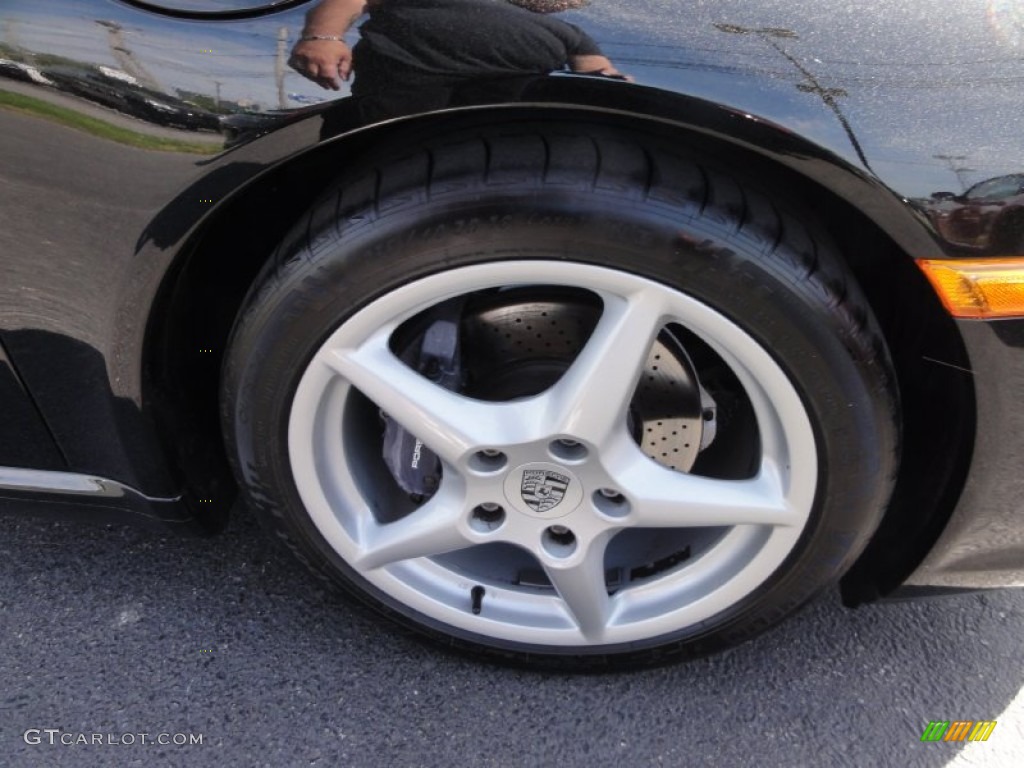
[287,260,818,648]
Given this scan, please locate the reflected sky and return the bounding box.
[3,0,1022,197]
[2,0,342,107]
[989,0,1024,46]
[578,0,1024,196]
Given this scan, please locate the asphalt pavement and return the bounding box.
[0,507,1021,768]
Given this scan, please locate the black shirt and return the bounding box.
[356,0,602,81]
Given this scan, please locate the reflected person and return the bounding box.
[288,0,627,96]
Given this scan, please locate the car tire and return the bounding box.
[221,124,900,670]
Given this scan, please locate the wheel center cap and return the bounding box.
[504,462,583,519]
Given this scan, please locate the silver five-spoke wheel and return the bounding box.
[288,262,816,646]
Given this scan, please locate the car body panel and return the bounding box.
[1,0,1022,589]
[904,318,1024,587]
[0,336,64,470]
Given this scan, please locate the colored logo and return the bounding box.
[920,720,997,742]
[520,469,570,514]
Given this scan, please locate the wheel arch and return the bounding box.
[146,103,975,594]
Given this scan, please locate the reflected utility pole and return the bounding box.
[95,20,161,92]
[715,24,872,173]
[2,19,23,52]
[933,154,976,192]
[275,27,289,110]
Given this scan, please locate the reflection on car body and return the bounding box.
[42,65,222,131]
[923,174,1024,255]
[1,0,1024,669]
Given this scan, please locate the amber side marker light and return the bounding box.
[918,258,1024,319]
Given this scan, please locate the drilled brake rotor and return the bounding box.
[460,288,705,471]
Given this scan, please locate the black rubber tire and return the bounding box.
[221,124,900,670]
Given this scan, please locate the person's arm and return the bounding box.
[288,0,367,90]
[569,54,629,78]
[563,25,632,80]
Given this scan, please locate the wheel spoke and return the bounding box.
[322,336,524,464]
[352,491,474,571]
[619,458,796,528]
[543,534,614,641]
[543,289,666,445]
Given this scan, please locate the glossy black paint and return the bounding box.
[0,0,1021,591]
[0,337,63,470]
[904,319,1024,588]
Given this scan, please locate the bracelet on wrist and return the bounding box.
[299,34,347,42]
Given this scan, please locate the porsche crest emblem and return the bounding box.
[520,469,571,514]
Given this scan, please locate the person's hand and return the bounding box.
[289,39,354,90]
[569,54,634,82]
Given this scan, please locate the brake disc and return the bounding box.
[460,288,708,472]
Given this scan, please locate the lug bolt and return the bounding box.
[471,503,505,532]
[543,525,577,555]
[470,450,508,473]
[594,488,630,518]
[549,438,588,462]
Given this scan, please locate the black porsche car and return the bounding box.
[1,0,1022,670]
